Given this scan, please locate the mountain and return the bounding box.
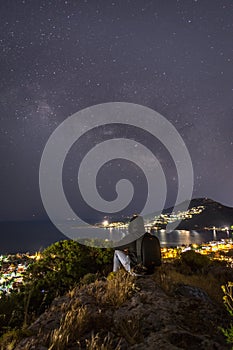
[176,198,233,230]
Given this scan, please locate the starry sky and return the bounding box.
[0,0,233,223]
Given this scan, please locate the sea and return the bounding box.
[0,221,231,254]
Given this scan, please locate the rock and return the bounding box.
[15,275,231,350]
[174,284,211,301]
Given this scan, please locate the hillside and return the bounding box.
[159,198,233,230]
[14,276,230,350]
[6,254,233,350]
[177,198,233,230]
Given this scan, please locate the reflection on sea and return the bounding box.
[152,229,231,247]
[68,224,232,247]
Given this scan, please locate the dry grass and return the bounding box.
[98,270,138,308]
[83,332,121,350]
[154,263,224,304]
[0,328,33,350]
[48,271,137,349]
[114,314,143,345]
[222,282,233,315]
[49,304,90,350]
[86,269,137,308]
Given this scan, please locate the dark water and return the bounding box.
[154,229,231,247]
[0,221,66,254]
[0,221,231,254]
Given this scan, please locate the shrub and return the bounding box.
[80,273,99,286]
[221,282,233,344]
[154,261,226,304]
[180,250,210,274]
[222,282,233,316]
[23,240,114,316]
[0,291,25,336]
[0,240,114,339]
[221,326,233,344]
[0,328,33,350]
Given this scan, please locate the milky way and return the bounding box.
[0,0,232,222]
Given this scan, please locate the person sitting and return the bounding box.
[113,214,145,275]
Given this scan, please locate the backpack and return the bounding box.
[135,232,161,275]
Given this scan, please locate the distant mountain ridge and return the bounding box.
[173,197,233,230]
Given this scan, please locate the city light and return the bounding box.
[102,220,109,227]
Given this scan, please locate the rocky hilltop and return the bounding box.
[14,259,233,350]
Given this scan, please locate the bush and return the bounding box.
[0,328,33,350]
[221,282,233,344]
[180,250,210,274]
[80,273,99,286]
[22,240,114,317]
[0,240,114,338]
[221,326,233,344]
[154,260,230,304]
[0,292,25,336]
[222,282,233,316]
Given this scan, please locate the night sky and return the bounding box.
[0,0,233,224]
